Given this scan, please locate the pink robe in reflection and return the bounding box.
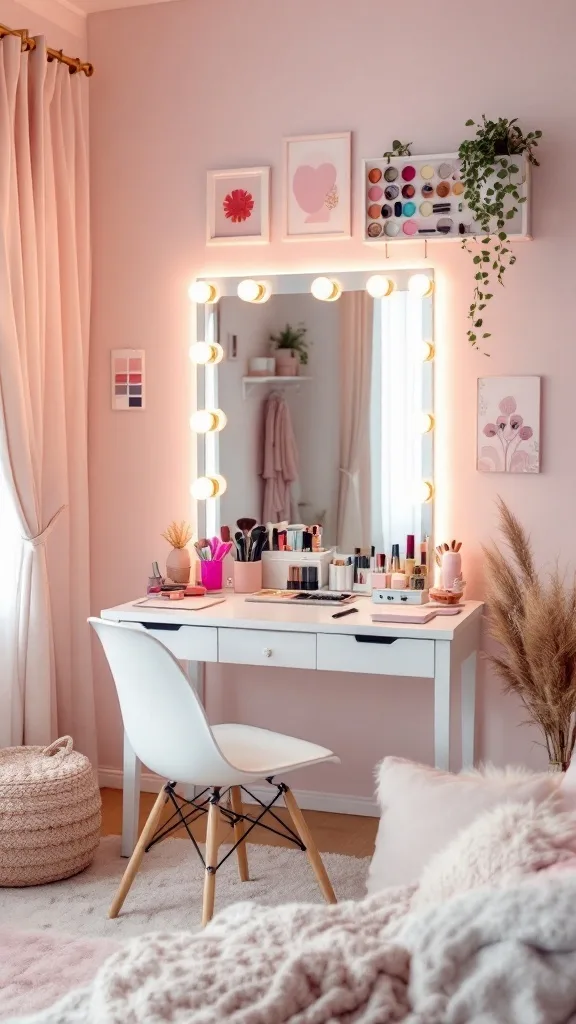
[261,393,299,523]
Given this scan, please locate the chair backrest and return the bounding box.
[89,618,232,785]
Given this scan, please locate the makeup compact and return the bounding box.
[363,151,530,242]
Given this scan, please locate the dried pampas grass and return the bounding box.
[161,520,193,549]
[484,497,576,768]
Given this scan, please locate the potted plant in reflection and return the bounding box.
[458,116,542,350]
[269,323,310,377]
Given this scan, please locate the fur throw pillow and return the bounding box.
[413,795,576,909]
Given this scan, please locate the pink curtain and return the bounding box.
[0,35,96,763]
[336,292,374,551]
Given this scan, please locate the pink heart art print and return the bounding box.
[292,162,338,222]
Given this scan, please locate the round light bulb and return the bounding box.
[311,276,341,302]
[420,412,435,434]
[237,279,269,303]
[188,281,218,304]
[422,340,435,362]
[408,274,434,298]
[366,275,395,299]
[189,342,224,365]
[213,474,227,496]
[420,479,434,503]
[189,409,227,433]
[190,476,217,500]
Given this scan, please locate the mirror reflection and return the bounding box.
[215,277,433,559]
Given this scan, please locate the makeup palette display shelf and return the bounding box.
[363,152,531,243]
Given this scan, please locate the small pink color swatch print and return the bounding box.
[111,349,145,410]
[477,376,540,473]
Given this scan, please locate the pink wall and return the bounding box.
[0,0,85,55]
[88,0,576,794]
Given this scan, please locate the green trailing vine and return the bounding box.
[458,116,542,350]
[382,139,412,164]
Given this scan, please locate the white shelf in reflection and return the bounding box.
[242,376,311,399]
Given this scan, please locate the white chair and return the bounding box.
[89,617,340,925]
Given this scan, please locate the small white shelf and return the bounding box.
[242,376,311,399]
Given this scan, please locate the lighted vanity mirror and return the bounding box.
[193,270,433,562]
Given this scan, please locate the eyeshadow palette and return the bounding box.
[363,152,530,243]
[111,349,145,410]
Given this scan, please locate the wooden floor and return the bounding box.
[100,788,378,858]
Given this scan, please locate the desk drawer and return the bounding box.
[317,633,434,678]
[139,624,218,662]
[218,628,316,669]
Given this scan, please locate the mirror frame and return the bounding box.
[193,270,434,549]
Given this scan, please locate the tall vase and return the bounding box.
[166,546,191,584]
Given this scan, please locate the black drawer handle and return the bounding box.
[141,622,183,632]
[355,635,398,645]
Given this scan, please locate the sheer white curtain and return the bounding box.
[336,292,374,551]
[0,35,96,762]
[370,291,425,554]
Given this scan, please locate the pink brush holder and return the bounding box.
[441,551,462,590]
[233,560,262,594]
[201,559,223,592]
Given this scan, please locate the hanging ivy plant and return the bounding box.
[458,116,542,350]
[382,139,412,164]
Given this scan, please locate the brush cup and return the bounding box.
[441,551,462,590]
[201,560,223,592]
[234,560,262,594]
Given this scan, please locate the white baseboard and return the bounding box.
[98,767,378,818]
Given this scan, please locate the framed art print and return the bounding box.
[283,132,351,241]
[207,166,270,245]
[477,376,540,473]
[111,349,145,410]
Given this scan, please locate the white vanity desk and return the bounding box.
[101,595,483,857]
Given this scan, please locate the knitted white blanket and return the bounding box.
[11,876,576,1024]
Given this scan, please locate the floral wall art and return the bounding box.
[477,376,540,473]
[207,166,269,245]
[283,132,351,240]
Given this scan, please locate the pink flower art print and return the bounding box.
[477,377,540,473]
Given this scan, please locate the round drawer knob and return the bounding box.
[263,647,272,658]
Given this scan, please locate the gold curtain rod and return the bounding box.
[0,23,94,77]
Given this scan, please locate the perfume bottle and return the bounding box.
[409,566,426,590]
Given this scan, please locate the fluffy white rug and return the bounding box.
[0,836,369,939]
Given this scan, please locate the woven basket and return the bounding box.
[0,736,101,887]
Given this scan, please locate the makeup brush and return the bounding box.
[220,525,231,543]
[237,517,258,560]
[194,540,209,560]
[250,525,269,561]
[234,531,246,562]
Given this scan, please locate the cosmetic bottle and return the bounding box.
[409,566,426,591]
[391,572,406,590]
[404,535,415,580]
[391,544,401,573]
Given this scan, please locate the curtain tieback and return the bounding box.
[24,504,68,548]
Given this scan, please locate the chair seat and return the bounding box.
[212,723,339,779]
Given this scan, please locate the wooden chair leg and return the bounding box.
[202,794,221,927]
[109,784,169,919]
[283,786,337,905]
[230,786,250,882]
